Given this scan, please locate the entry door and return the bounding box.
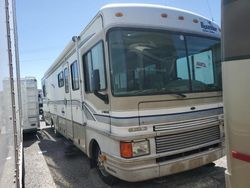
[63,64,73,138]
[70,59,87,151]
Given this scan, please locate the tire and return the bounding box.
[94,146,117,185]
[205,162,216,167]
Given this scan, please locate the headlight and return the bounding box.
[120,140,150,158]
[132,140,150,157]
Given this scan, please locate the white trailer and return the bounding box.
[0,0,23,187]
[21,77,39,133]
[222,0,250,187]
[42,4,224,184]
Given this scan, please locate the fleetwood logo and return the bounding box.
[200,22,217,33]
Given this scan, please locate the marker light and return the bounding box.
[193,19,199,23]
[178,16,184,20]
[232,150,250,163]
[115,12,123,17]
[161,13,168,18]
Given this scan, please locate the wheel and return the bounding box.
[94,146,117,185]
[205,162,216,167]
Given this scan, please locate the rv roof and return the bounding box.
[43,4,220,80]
[100,3,207,20]
[99,3,220,32]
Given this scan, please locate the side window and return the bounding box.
[83,42,106,92]
[58,71,64,87]
[64,67,69,93]
[70,61,79,90]
[84,52,92,92]
[42,82,46,97]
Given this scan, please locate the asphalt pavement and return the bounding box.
[23,121,227,188]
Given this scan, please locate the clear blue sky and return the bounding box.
[16,0,221,88]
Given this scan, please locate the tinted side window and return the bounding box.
[83,42,106,92]
[64,67,69,93]
[70,61,79,90]
[42,82,46,97]
[83,52,92,92]
[58,71,64,87]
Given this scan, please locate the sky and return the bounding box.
[16,0,221,88]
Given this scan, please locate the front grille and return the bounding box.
[154,116,220,132]
[156,143,220,163]
[155,125,220,154]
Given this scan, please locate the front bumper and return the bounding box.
[104,147,224,182]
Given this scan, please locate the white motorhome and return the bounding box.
[42,4,224,183]
[21,77,39,133]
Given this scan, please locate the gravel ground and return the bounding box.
[23,129,56,188]
[24,122,227,188]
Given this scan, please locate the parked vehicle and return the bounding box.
[42,4,224,184]
[21,77,39,133]
[0,0,23,187]
[222,0,250,188]
[38,89,44,115]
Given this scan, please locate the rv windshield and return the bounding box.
[108,28,221,96]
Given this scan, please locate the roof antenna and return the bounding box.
[206,0,214,22]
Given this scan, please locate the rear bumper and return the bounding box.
[105,147,224,182]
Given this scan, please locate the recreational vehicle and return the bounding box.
[222,0,250,187]
[42,4,224,183]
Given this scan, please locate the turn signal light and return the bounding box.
[120,142,133,158]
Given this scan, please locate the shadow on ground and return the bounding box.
[23,131,39,147]
[32,127,226,188]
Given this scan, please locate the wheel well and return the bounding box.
[89,139,99,168]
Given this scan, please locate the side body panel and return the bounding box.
[222,0,250,187]
[21,78,39,132]
[43,16,105,154]
[0,0,22,187]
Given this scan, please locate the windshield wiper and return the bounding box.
[173,93,187,98]
[132,88,157,95]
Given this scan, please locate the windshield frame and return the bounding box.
[107,27,222,97]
